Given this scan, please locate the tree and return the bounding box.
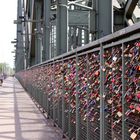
[0,63,14,75]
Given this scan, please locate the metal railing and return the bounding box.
[16,22,140,140]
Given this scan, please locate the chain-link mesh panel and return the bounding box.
[15,38,140,140]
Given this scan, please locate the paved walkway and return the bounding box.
[0,77,64,140]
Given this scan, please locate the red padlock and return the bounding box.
[135,105,140,112]
[129,104,134,109]
[136,92,140,99]
[135,42,140,47]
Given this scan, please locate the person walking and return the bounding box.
[0,74,4,86]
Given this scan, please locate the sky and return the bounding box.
[0,0,139,69]
[0,0,17,68]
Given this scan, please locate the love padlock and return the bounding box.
[136,91,140,99]
[135,41,140,47]
[130,131,138,140]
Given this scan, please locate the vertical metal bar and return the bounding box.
[35,33,38,65]
[56,0,68,56]
[37,88,39,103]
[100,44,105,140]
[122,43,125,140]
[68,63,72,138]
[58,76,60,126]
[43,0,50,61]
[41,90,43,107]
[16,0,25,72]
[78,28,82,47]
[62,59,65,133]
[51,26,54,58]
[68,26,72,51]
[76,51,80,140]
[28,0,34,68]
[24,12,30,69]
[42,92,44,109]
[73,26,77,49]
[46,93,49,114]
[52,25,55,58]
[111,47,113,139]
[96,0,113,38]
[46,64,50,117]
[40,89,42,106]
[84,28,89,45]
[35,1,42,64]
[50,25,52,59]
[53,62,55,122]
[89,0,96,35]
[86,53,90,140]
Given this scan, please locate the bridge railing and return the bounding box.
[16,22,140,140]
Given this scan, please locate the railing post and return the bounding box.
[100,43,105,140]
[53,61,56,123]
[62,58,65,133]
[76,52,80,140]
[46,64,50,117]
[68,62,72,139]
[62,59,65,134]
[122,43,125,140]
[86,53,90,140]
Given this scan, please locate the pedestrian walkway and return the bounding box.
[0,77,64,140]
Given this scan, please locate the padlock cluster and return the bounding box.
[87,52,100,140]
[104,46,122,140]
[63,58,77,138]
[54,62,63,127]
[124,41,140,140]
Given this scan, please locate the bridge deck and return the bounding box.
[0,77,64,140]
